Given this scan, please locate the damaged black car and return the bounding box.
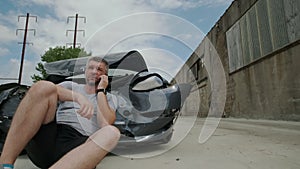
[0,50,191,152]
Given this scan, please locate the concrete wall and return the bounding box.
[230,43,300,120]
[176,0,300,121]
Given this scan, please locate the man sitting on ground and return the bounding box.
[0,56,120,169]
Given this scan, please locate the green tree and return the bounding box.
[31,46,91,82]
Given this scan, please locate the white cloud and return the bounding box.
[1,0,230,85]
[3,0,160,57]
[11,0,54,8]
[141,0,232,10]
[0,24,17,43]
[0,58,39,85]
[0,47,10,57]
[83,12,204,55]
[29,16,70,55]
[140,48,185,82]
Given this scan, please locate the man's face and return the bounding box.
[85,61,107,86]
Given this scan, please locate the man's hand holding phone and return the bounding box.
[97,75,108,90]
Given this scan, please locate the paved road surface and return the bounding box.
[15,117,300,169]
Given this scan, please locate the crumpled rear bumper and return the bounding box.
[116,126,173,147]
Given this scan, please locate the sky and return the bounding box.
[0,0,234,85]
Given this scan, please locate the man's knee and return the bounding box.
[97,125,120,142]
[89,125,120,151]
[102,125,121,141]
[29,81,57,97]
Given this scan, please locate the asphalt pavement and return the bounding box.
[15,117,300,169]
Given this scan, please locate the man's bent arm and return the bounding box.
[96,92,116,127]
[56,85,76,101]
[56,85,94,119]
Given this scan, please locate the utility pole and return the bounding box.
[66,13,86,48]
[16,13,37,84]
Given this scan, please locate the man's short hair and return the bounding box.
[86,56,109,74]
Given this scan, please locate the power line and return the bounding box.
[66,13,86,48]
[16,13,37,85]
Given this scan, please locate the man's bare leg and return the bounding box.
[0,81,58,165]
[50,125,120,169]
